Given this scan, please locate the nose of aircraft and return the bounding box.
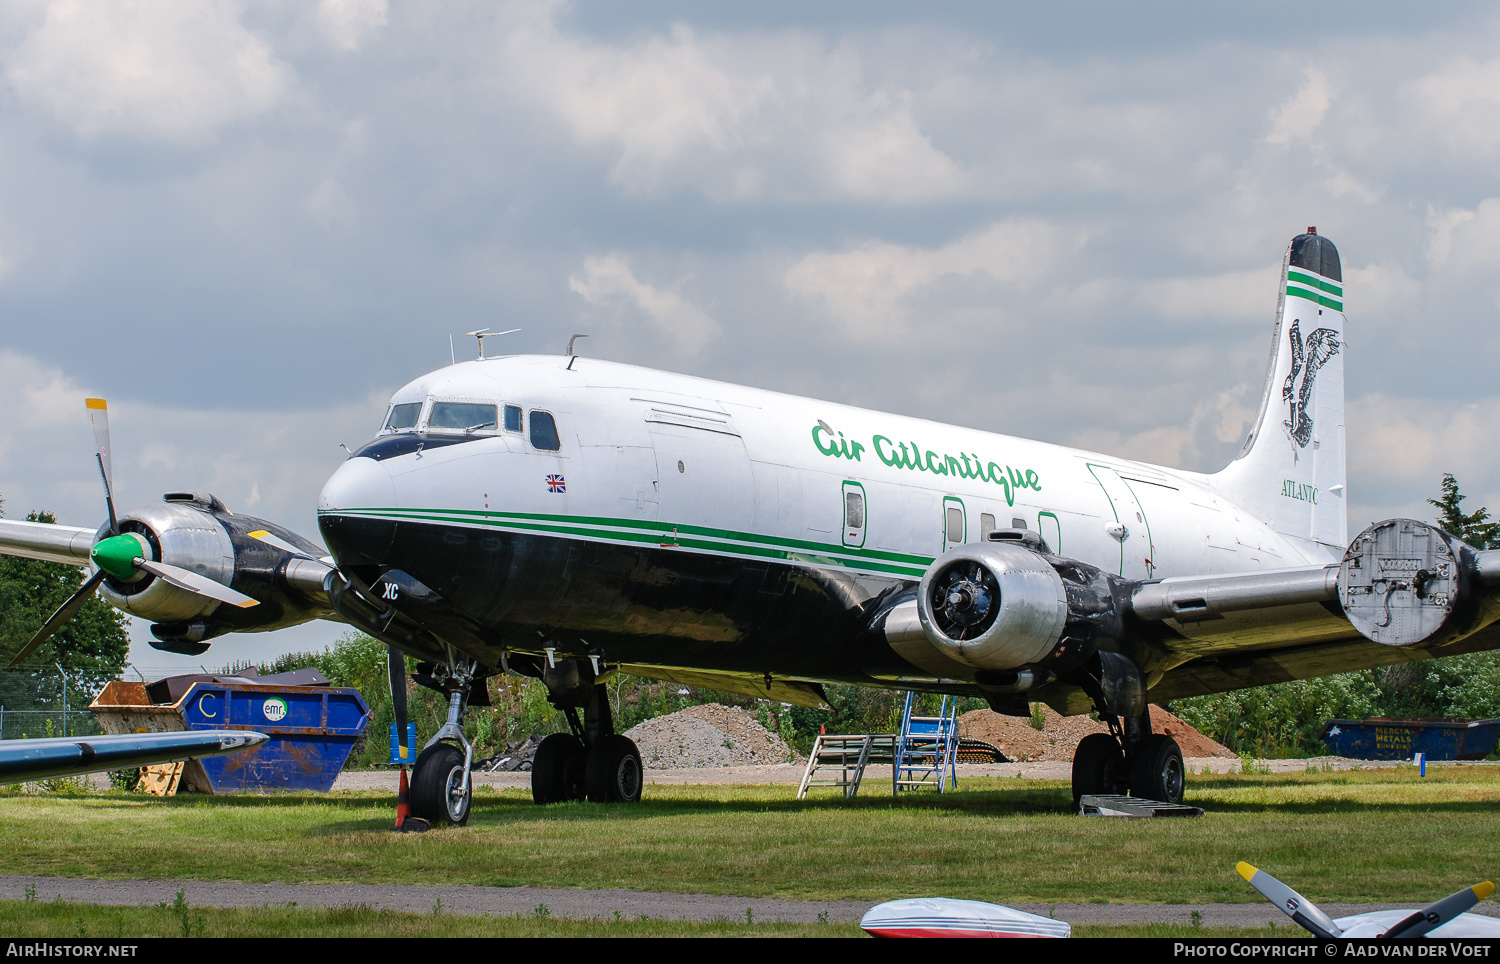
[318,455,399,568]
[319,454,397,514]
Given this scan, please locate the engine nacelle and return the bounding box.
[1339,518,1498,646]
[96,493,335,654]
[912,541,1121,679]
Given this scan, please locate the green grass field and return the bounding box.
[2,766,1496,909]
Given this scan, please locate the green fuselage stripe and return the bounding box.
[324,507,933,579]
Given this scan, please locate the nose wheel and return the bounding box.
[411,742,471,826]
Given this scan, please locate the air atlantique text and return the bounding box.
[811,424,1041,507]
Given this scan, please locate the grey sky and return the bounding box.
[1,0,1498,672]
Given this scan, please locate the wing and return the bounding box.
[616,664,831,710]
[1119,548,1500,706]
[0,730,268,784]
[0,519,96,566]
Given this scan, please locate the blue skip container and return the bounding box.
[1319,718,1500,761]
[91,671,371,793]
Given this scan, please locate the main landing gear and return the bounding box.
[1068,651,1184,807]
[531,658,642,804]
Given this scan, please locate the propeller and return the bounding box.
[1238,861,1495,939]
[389,645,411,764]
[1236,861,1344,939]
[6,398,258,668]
[1382,881,1496,939]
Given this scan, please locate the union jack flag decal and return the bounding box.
[546,474,566,493]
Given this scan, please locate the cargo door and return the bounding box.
[1087,464,1156,579]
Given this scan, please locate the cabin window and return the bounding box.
[946,506,964,544]
[503,404,523,432]
[841,482,866,548]
[529,410,560,451]
[383,403,421,432]
[980,513,996,540]
[428,402,498,433]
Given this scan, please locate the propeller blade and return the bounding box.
[7,569,107,667]
[389,645,411,764]
[85,399,118,536]
[1383,881,1495,938]
[248,529,333,564]
[135,559,258,608]
[1237,861,1344,939]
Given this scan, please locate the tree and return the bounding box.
[1428,473,1500,549]
[0,505,128,694]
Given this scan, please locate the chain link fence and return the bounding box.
[0,668,110,741]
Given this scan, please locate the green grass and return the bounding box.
[0,898,1295,938]
[2,767,1496,905]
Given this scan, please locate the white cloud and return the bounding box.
[783,219,1079,340]
[317,0,387,52]
[1134,265,1278,322]
[5,0,292,144]
[499,8,966,201]
[1266,69,1333,146]
[1349,393,1500,504]
[1344,261,1419,315]
[1406,55,1500,161]
[569,255,721,355]
[1426,199,1500,273]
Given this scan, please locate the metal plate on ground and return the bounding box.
[1078,794,1203,817]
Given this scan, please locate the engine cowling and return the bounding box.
[910,541,1122,681]
[96,493,335,653]
[1339,518,1499,646]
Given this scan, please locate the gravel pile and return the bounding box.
[958,704,1235,762]
[624,703,795,769]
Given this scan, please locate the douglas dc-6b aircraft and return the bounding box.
[4,229,1499,825]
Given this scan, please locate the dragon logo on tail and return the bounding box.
[1282,319,1341,458]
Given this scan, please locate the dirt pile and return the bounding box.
[958,704,1235,762]
[624,703,795,769]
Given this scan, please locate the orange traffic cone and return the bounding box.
[392,767,429,833]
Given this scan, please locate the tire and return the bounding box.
[585,735,643,803]
[1071,732,1127,806]
[411,742,470,826]
[531,733,586,804]
[1129,734,1185,804]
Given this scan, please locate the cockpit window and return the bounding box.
[429,402,499,433]
[384,403,422,432]
[503,405,523,432]
[529,410,560,451]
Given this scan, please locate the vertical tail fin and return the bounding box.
[1210,229,1347,560]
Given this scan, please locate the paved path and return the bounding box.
[8,875,1495,926]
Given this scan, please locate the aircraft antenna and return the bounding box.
[466,328,521,360]
[566,333,589,357]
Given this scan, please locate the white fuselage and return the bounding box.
[320,354,1327,588]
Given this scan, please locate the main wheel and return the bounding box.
[411,742,470,826]
[1129,734,1185,804]
[531,733,586,804]
[586,735,643,803]
[1071,732,1127,806]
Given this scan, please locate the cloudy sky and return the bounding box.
[2,0,1499,672]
